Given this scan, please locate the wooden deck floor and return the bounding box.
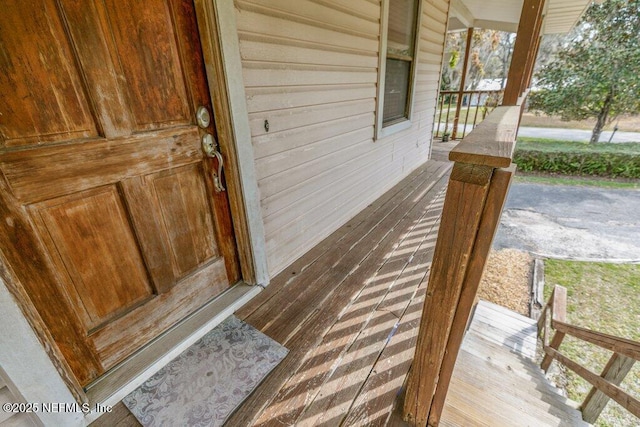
[90,155,587,427]
[229,160,452,426]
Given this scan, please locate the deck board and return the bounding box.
[236,161,450,322]
[287,190,445,426]
[238,162,451,339]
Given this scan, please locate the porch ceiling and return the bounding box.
[449,0,596,34]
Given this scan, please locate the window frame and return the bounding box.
[375,0,423,140]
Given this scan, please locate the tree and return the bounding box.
[531,34,565,76]
[441,29,514,91]
[529,0,640,143]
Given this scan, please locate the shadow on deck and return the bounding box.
[226,147,585,426]
[230,160,452,426]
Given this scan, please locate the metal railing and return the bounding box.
[434,89,504,140]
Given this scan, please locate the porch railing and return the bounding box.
[403,102,522,425]
[538,285,640,424]
[434,89,504,140]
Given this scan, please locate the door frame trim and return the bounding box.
[0,0,269,420]
[194,0,269,287]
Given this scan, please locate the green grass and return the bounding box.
[543,260,640,427]
[517,137,640,153]
[436,106,490,124]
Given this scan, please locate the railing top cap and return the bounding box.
[449,106,520,169]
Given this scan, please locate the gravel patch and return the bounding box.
[477,249,533,317]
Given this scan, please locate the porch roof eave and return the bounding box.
[449,0,596,34]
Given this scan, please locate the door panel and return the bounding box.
[31,187,154,330]
[103,0,191,129]
[56,0,134,137]
[153,164,219,276]
[0,0,97,146]
[91,257,228,368]
[0,0,240,386]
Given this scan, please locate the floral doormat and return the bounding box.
[123,315,288,426]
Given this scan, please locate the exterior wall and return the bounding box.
[0,277,82,426]
[234,0,450,275]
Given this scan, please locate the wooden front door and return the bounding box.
[0,0,241,387]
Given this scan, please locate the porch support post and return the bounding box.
[502,0,546,105]
[402,106,520,426]
[452,28,473,140]
[524,33,543,91]
[427,165,515,426]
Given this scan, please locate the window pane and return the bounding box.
[383,58,411,125]
[387,0,417,57]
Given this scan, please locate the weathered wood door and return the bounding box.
[0,0,241,387]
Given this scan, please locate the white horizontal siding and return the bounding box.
[235,0,450,276]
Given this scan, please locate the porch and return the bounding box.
[94,146,585,427]
[97,156,451,426]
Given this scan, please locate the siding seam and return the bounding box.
[236,0,379,38]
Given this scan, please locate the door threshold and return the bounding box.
[84,283,261,423]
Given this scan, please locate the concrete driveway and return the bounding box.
[493,183,640,262]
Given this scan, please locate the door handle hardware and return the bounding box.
[201,133,216,156]
[196,106,211,129]
[201,133,226,192]
[211,150,225,193]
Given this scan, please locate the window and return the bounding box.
[377,0,421,137]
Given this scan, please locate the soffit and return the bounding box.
[449,0,594,34]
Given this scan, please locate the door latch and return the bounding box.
[201,133,226,193]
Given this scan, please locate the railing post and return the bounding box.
[428,165,515,426]
[541,331,566,372]
[402,106,520,426]
[541,285,567,372]
[581,353,636,423]
[436,93,445,137]
[402,162,493,426]
[536,286,554,337]
[452,28,473,140]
